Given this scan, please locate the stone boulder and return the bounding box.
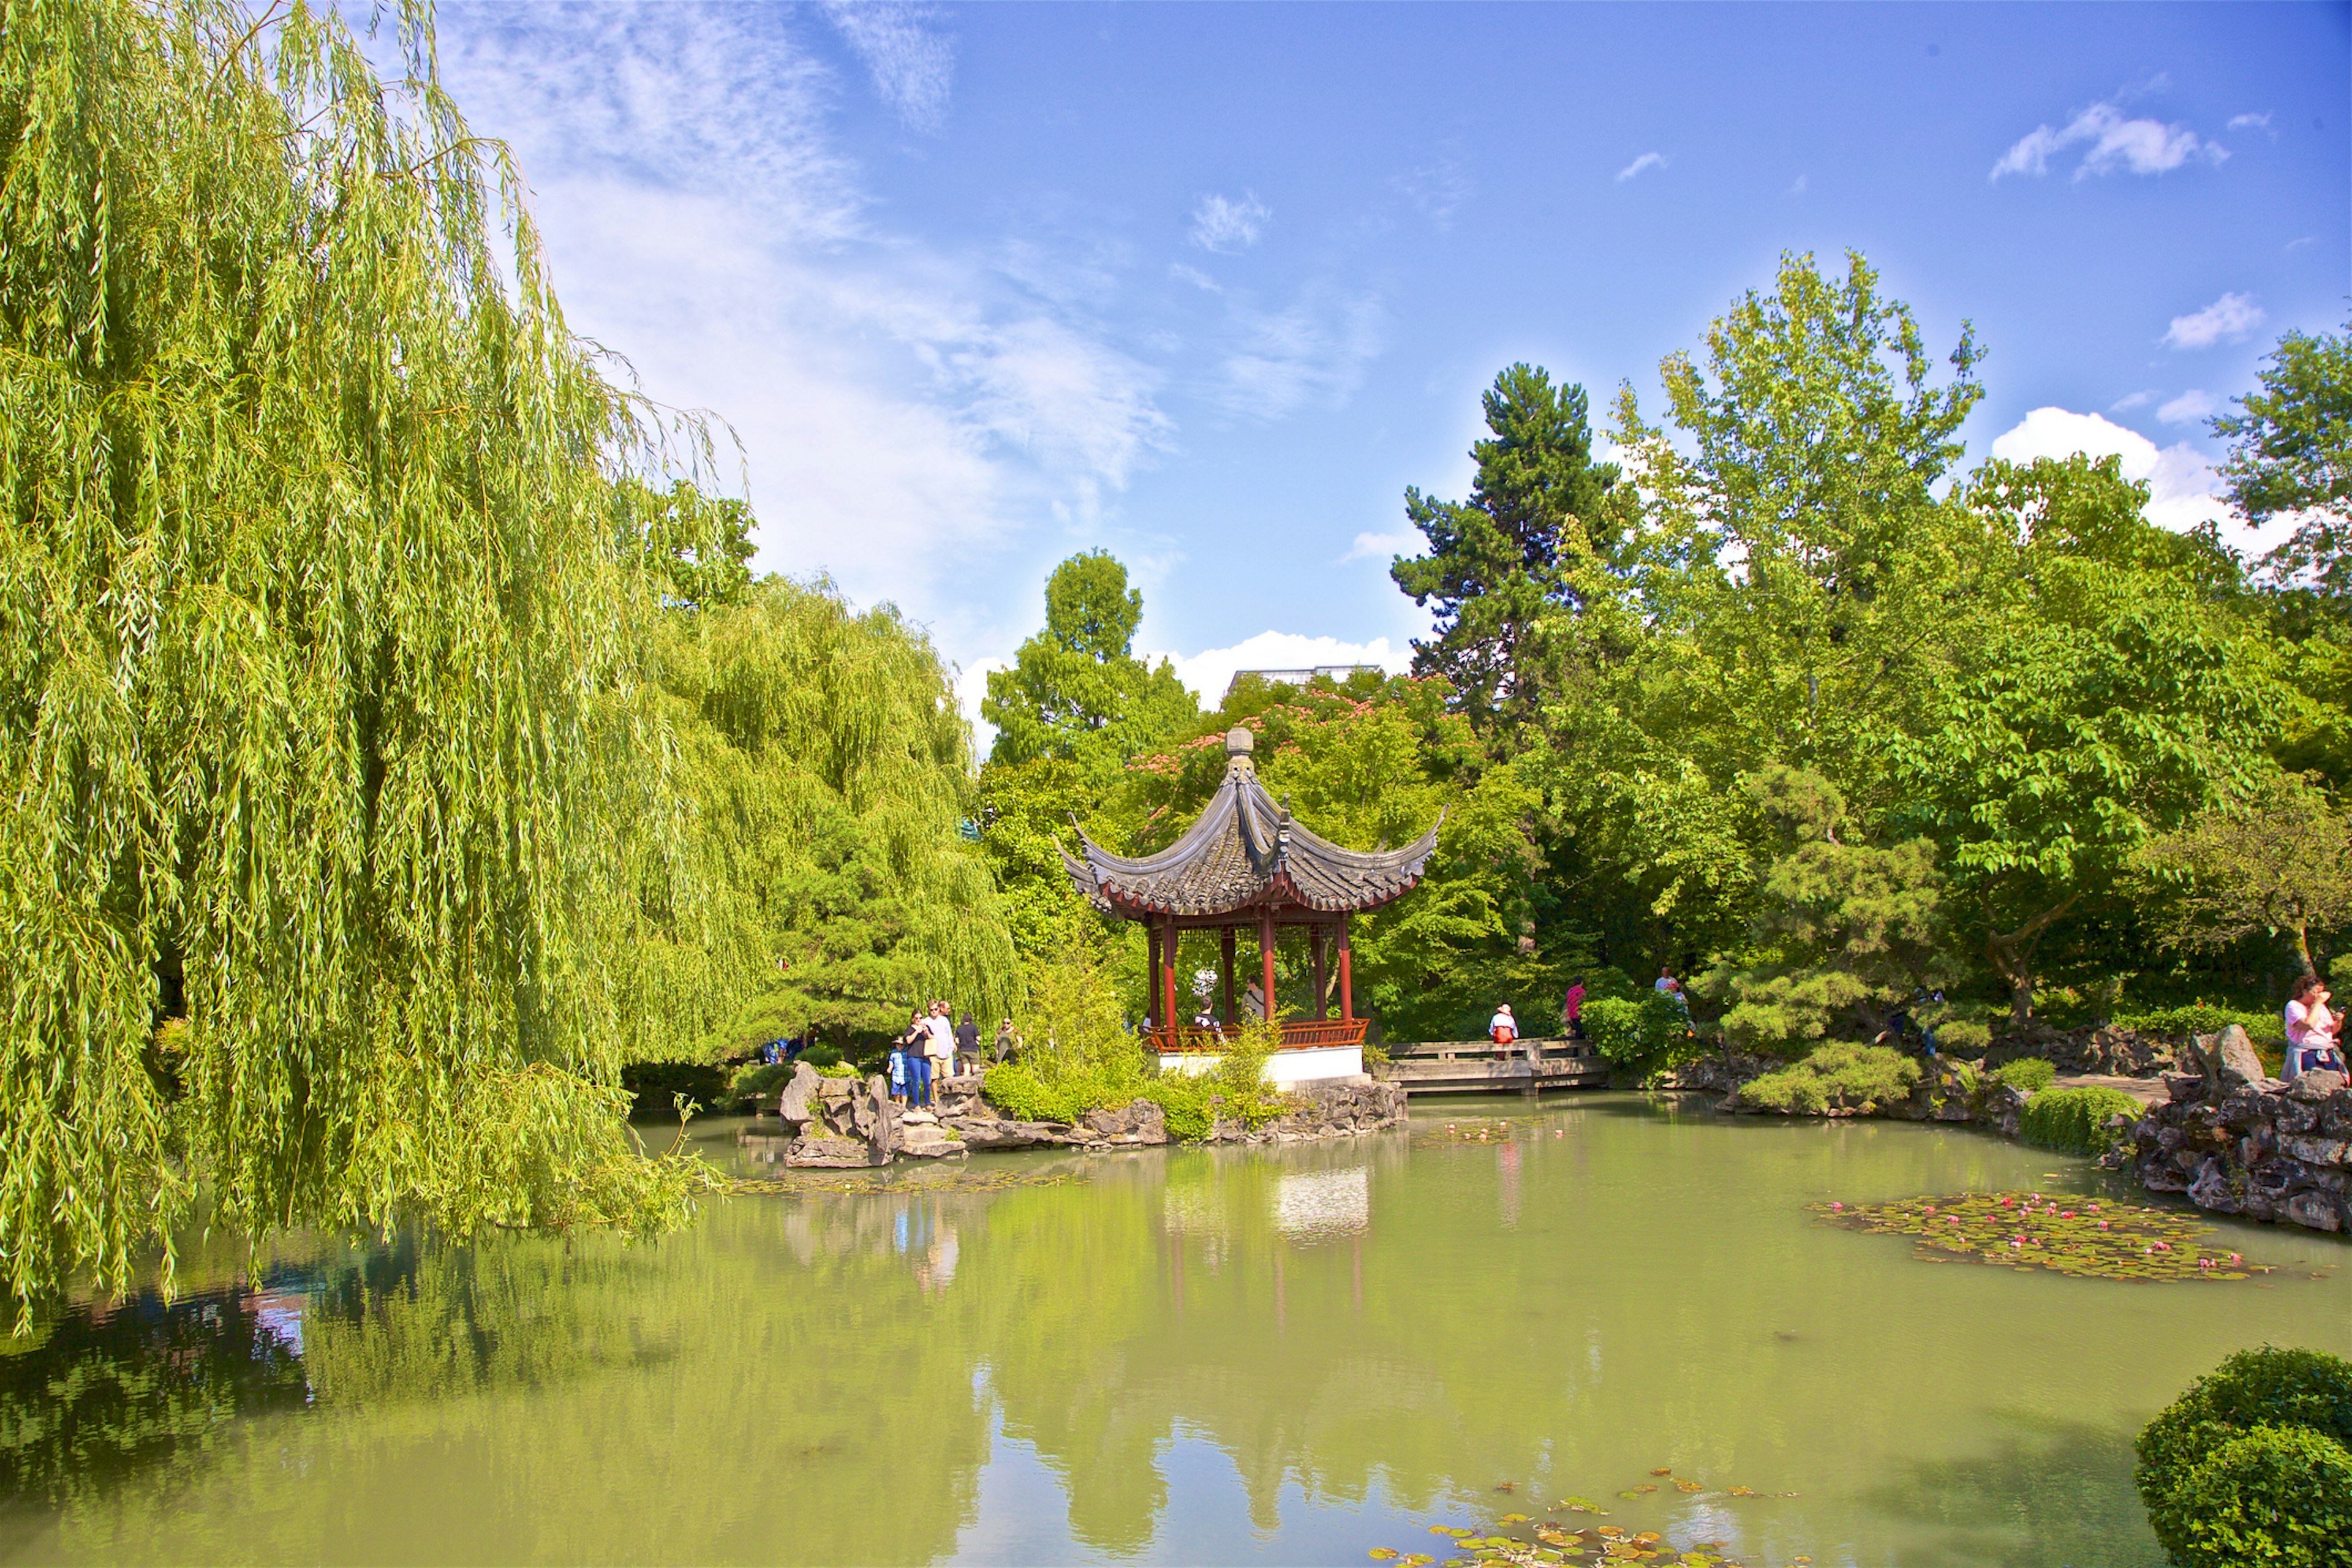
[777,1061,820,1128]
[786,1136,881,1169]
[2187,1025,2271,1094]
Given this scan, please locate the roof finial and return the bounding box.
[1225,725,1253,757]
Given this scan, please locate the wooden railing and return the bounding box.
[1147,1019,1368,1054]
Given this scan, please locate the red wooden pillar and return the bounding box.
[1162,919,1180,1041]
[1259,906,1278,1037]
[1338,916,1354,1023]
[1146,925,1161,1035]
[1219,928,1236,1027]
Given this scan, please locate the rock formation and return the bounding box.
[2119,1035,2352,1234]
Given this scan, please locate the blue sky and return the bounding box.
[426,1,2348,716]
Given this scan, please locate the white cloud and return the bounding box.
[1789,173,1809,195]
[1189,192,1271,254]
[1168,262,1220,292]
[1989,407,2293,553]
[1145,631,1416,704]
[2163,291,2265,349]
[2157,389,2220,426]
[1990,99,2225,181]
[2109,389,2157,411]
[431,7,1172,630]
[1616,151,1667,182]
[1342,530,1421,564]
[1208,284,1384,421]
[821,2,955,131]
[1393,155,1472,229]
[2228,111,2274,132]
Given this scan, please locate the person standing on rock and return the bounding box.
[924,1000,956,1093]
[894,1009,927,1109]
[1561,978,1586,1040]
[956,1011,980,1076]
[993,1017,1020,1063]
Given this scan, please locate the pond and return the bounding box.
[1,1095,2345,1566]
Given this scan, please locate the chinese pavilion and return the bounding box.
[1061,726,1442,1068]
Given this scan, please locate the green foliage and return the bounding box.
[2114,1004,2286,1047]
[2141,771,2352,976]
[2137,1347,2352,1567]
[1581,993,1698,1081]
[642,575,1018,1061]
[620,1063,729,1118]
[1698,767,1953,1050]
[0,0,739,1308]
[724,1063,794,1110]
[1737,1044,1920,1115]
[981,552,1199,772]
[2215,314,2352,597]
[2017,1086,2142,1155]
[797,1043,844,1069]
[1991,1057,2057,1095]
[1390,363,1623,733]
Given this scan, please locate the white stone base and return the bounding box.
[1156,1043,1364,1085]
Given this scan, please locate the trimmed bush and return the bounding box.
[1990,1056,2056,1094]
[2144,1423,2352,1566]
[725,1061,794,1110]
[798,1042,844,1069]
[1738,1043,1920,1115]
[2137,1346,2352,1567]
[2018,1085,2143,1155]
[2114,1004,2285,1047]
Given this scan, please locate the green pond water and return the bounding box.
[2,1095,2346,1567]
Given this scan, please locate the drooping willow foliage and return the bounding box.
[0,0,740,1310]
[641,576,1020,1060]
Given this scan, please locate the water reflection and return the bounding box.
[0,1103,2343,1566]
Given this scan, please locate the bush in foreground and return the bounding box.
[1989,1056,2056,1094]
[2136,1346,2352,1566]
[2018,1085,2143,1155]
[1737,1043,1919,1114]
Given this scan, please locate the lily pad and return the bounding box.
[1812,1190,2269,1281]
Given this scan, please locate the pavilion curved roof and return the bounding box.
[1060,733,1442,919]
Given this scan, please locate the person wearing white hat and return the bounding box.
[1488,1003,1517,1062]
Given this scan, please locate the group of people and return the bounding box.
[2283,974,2351,1081]
[889,1005,1020,1109]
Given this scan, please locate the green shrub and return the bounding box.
[1738,1043,1920,1115]
[2144,1424,2352,1566]
[2114,1004,2284,1047]
[2018,1085,2143,1155]
[2137,1346,2352,1566]
[1991,1057,2056,1094]
[1584,993,1701,1082]
[816,1060,860,1079]
[798,1042,844,1069]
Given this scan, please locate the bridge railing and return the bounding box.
[1147,1019,1368,1054]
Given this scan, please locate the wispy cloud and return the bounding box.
[1393,155,1472,230]
[2158,389,2220,425]
[1342,530,1420,564]
[821,2,955,132]
[2228,111,2274,133]
[1789,173,1809,196]
[1168,262,1220,293]
[2110,389,2158,412]
[1190,192,1271,254]
[1208,284,1384,421]
[2163,291,2264,349]
[1991,97,2226,181]
[431,6,1170,627]
[1616,151,1667,182]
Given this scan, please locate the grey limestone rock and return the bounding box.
[2188,1026,2267,1093]
[778,1060,820,1126]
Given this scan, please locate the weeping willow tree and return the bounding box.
[640,575,1020,1061]
[0,0,734,1313]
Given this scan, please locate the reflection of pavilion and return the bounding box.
[1061,726,1440,1083]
